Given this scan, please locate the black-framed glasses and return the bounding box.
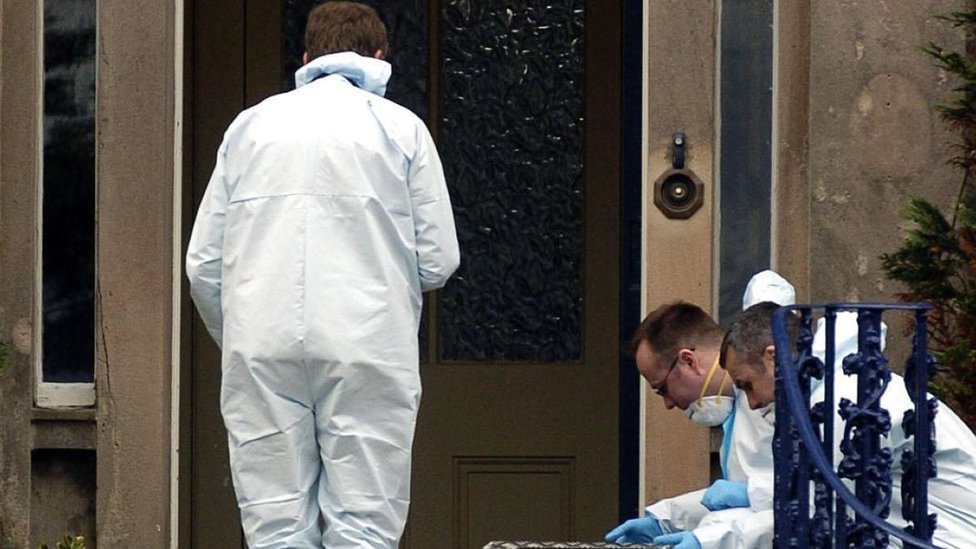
[655,347,694,398]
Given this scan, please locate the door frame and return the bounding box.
[641,0,718,505]
[618,0,644,523]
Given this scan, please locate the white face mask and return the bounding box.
[757,402,776,427]
[683,356,734,427]
[684,395,734,426]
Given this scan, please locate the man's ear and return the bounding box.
[682,348,704,374]
[761,344,776,372]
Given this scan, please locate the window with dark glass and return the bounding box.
[41,0,96,383]
[718,0,774,323]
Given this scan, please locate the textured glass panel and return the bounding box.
[438,1,585,362]
[42,0,96,382]
[282,0,428,120]
[718,0,773,323]
[282,0,431,359]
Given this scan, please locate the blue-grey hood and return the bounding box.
[295,51,391,96]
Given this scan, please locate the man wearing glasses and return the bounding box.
[606,271,796,548]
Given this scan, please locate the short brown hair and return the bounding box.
[304,2,388,60]
[630,302,724,364]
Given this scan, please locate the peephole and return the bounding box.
[662,174,694,208]
[654,169,703,219]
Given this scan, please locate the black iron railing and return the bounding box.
[772,304,939,549]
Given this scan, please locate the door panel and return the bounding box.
[405,4,623,541]
[186,2,621,547]
[454,458,575,546]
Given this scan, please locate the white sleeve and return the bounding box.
[646,488,711,532]
[695,508,774,549]
[186,144,230,347]
[409,124,460,292]
[747,475,774,512]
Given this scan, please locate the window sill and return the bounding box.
[31,407,96,450]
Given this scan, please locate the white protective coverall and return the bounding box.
[186,52,460,549]
[646,270,793,547]
[718,312,976,548]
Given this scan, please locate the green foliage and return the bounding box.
[881,9,976,430]
[881,193,976,429]
[39,535,86,549]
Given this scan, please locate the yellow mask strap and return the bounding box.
[697,354,727,404]
[717,366,730,400]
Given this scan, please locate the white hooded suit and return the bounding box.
[186,52,460,548]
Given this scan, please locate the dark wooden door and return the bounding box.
[184,2,622,547]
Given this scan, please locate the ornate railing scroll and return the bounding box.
[772,303,940,549]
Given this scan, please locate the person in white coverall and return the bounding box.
[605,270,797,548]
[723,302,976,549]
[185,3,459,548]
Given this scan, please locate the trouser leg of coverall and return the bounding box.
[223,358,322,548]
[312,360,421,549]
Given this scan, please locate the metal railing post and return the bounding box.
[772,303,940,549]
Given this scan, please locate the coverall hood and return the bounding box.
[742,269,796,310]
[295,51,392,96]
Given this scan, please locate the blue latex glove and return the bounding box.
[604,515,664,543]
[653,531,702,549]
[701,479,749,511]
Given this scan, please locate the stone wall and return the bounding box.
[799,0,969,364]
[807,0,967,304]
[0,0,178,546]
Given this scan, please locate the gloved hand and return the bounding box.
[653,531,702,549]
[701,479,749,511]
[603,515,663,543]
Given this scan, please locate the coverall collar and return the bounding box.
[295,51,391,97]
